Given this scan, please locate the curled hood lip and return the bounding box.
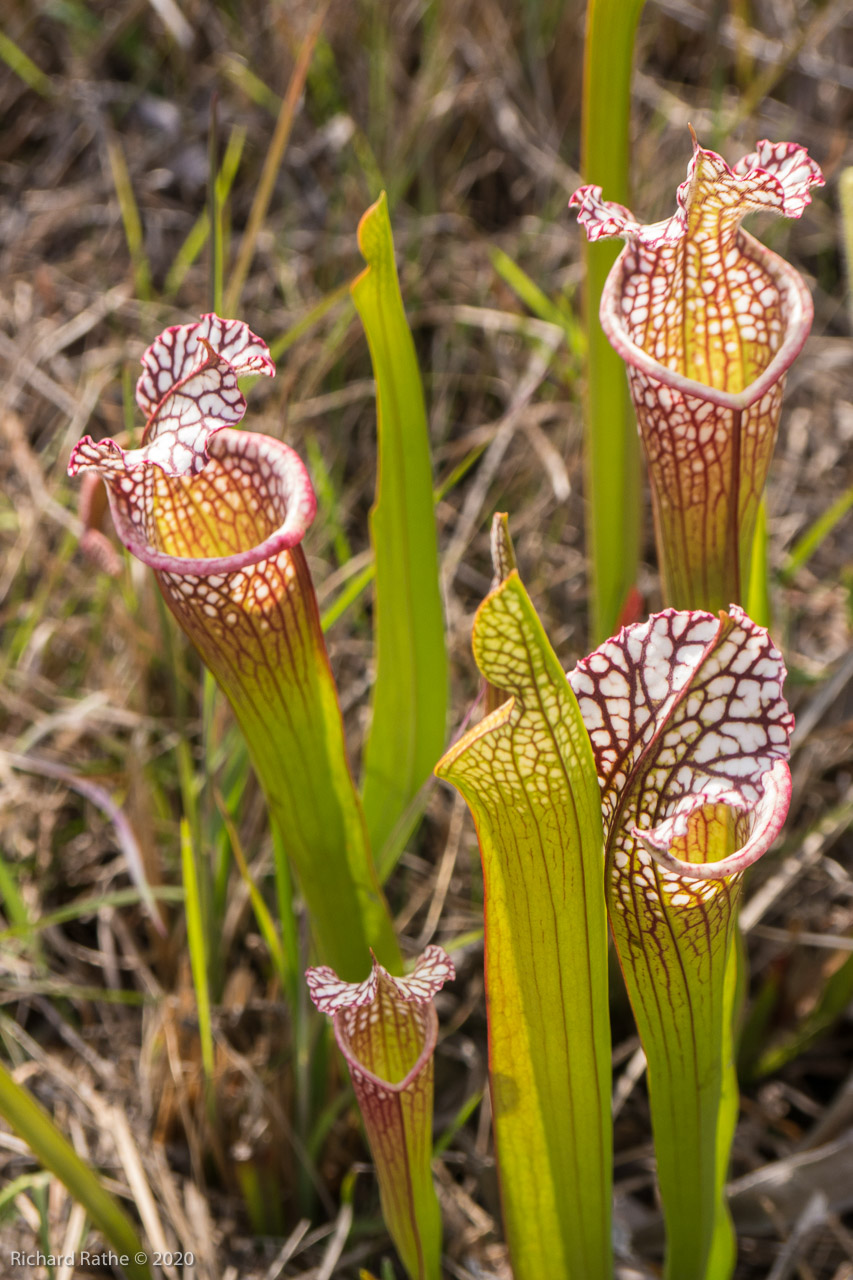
[568,603,794,888]
[599,228,814,412]
[634,755,792,882]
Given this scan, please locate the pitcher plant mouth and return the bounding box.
[570,132,823,402]
[306,945,455,1090]
[598,230,813,413]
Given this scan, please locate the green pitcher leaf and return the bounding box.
[352,193,448,878]
[569,606,794,1278]
[307,947,455,1280]
[436,571,612,1280]
[69,316,399,980]
[572,136,823,611]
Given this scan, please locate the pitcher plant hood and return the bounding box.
[68,314,316,574]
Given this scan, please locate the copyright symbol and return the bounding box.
[134,1254,147,1266]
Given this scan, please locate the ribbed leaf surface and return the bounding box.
[352,193,447,877]
[437,571,612,1280]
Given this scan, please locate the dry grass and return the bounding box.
[0,0,852,1276]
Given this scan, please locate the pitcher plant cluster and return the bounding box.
[62,133,823,1280]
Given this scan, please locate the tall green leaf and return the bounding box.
[436,564,612,1280]
[580,0,645,643]
[353,192,447,878]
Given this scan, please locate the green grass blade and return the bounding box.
[268,282,353,361]
[321,561,376,633]
[780,483,853,582]
[352,192,448,878]
[0,1170,52,1220]
[489,245,580,344]
[580,0,646,643]
[208,95,223,316]
[180,819,214,1082]
[753,945,853,1077]
[219,52,282,116]
[0,1060,152,1280]
[215,792,290,998]
[433,1089,483,1158]
[106,133,152,302]
[164,124,246,299]
[0,28,53,97]
[223,3,329,316]
[746,496,771,628]
[840,166,853,326]
[0,847,33,935]
[0,886,182,944]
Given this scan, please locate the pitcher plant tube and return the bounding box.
[569,603,793,1279]
[306,945,455,1280]
[68,315,399,980]
[571,133,823,612]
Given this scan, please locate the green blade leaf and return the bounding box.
[579,0,645,643]
[436,572,612,1280]
[352,192,448,879]
[569,606,794,1279]
[0,1060,152,1280]
[180,819,214,1081]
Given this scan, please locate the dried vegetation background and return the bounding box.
[1,0,852,1277]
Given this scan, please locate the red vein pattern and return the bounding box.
[72,315,275,483]
[67,316,399,979]
[136,313,274,421]
[570,133,823,610]
[307,945,454,1017]
[569,604,793,898]
[307,948,454,1280]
